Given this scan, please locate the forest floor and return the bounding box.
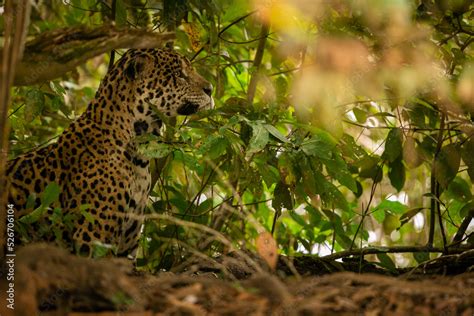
[1,243,473,316]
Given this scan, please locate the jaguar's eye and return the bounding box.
[175,67,189,79]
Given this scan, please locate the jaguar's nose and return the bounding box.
[203,83,213,97]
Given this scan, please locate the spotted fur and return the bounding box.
[6,49,213,255]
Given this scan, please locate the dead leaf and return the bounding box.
[256,232,278,270]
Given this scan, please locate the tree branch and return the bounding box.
[320,245,473,261]
[247,22,270,105]
[0,25,175,86]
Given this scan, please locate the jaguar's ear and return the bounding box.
[124,56,147,81]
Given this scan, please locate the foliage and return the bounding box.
[4,0,474,270]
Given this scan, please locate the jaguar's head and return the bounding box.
[105,48,213,136]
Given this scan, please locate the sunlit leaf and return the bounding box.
[383,213,400,235]
[80,204,95,224]
[264,124,289,143]
[248,122,269,154]
[352,108,368,123]
[18,206,47,224]
[41,182,61,206]
[140,142,173,159]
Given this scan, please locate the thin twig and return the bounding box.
[350,167,381,250]
[428,110,446,247]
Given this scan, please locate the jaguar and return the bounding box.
[6,48,213,255]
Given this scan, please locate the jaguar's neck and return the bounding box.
[82,94,137,144]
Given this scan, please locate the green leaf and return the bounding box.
[264,124,289,143]
[25,193,36,210]
[256,160,280,187]
[382,128,403,162]
[49,81,66,95]
[373,199,408,215]
[51,207,63,224]
[352,108,367,123]
[372,112,396,118]
[248,122,269,154]
[301,132,336,160]
[388,157,405,191]
[91,243,114,258]
[458,202,474,218]
[376,253,397,272]
[434,143,461,189]
[325,156,357,192]
[196,198,214,214]
[289,211,307,227]
[80,204,95,224]
[115,0,128,26]
[461,137,474,182]
[272,181,293,211]
[399,207,424,226]
[207,136,229,159]
[373,199,407,224]
[340,133,367,161]
[50,96,64,112]
[170,197,189,213]
[18,206,47,224]
[413,252,430,264]
[25,89,45,122]
[372,209,386,223]
[383,213,400,234]
[140,141,173,159]
[316,176,350,211]
[41,182,61,206]
[358,156,383,182]
[446,177,472,202]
